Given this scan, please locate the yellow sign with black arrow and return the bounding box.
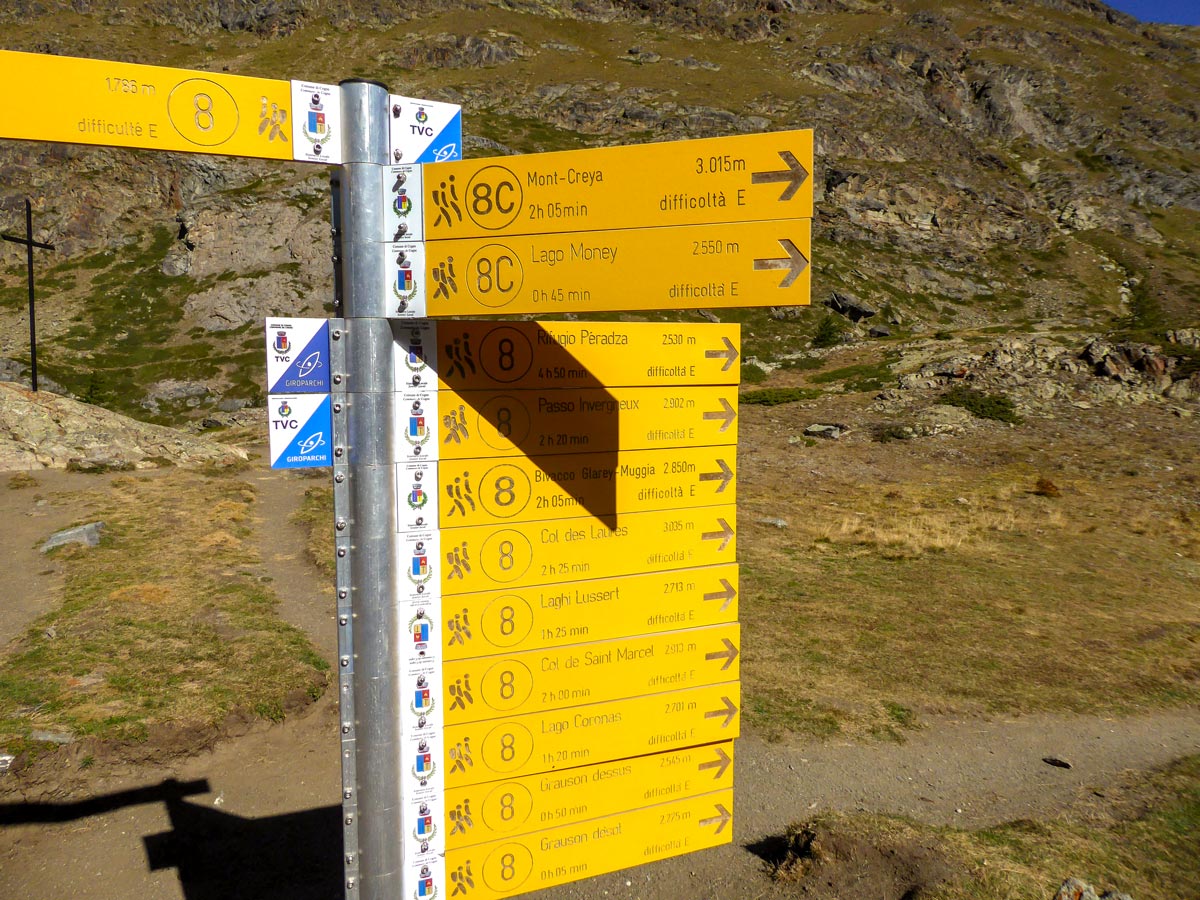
[422,128,812,239]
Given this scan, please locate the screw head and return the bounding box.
[336,518,347,531]
[340,656,350,667]
[334,472,345,483]
[333,403,343,414]
[333,374,343,384]
[334,447,344,458]
[338,548,347,557]
[332,329,341,340]
[339,615,349,625]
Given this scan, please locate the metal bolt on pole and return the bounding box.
[334,78,401,900]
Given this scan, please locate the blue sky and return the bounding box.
[1103,1,1200,25]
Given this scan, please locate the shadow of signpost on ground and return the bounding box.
[144,798,342,900]
[0,778,342,900]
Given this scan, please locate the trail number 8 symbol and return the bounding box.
[480,530,531,582]
[483,843,533,892]
[193,93,215,131]
[167,78,240,147]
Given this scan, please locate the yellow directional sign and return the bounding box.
[416,219,810,317]
[438,506,736,595]
[442,742,734,850]
[440,564,738,659]
[1,50,294,160]
[431,447,736,528]
[442,788,733,899]
[442,624,739,725]
[425,386,737,461]
[423,128,812,239]
[426,321,740,390]
[443,682,739,787]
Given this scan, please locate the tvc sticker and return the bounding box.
[389,94,462,165]
[265,318,330,393]
[268,394,332,468]
[290,81,343,164]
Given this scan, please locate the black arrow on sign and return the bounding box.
[703,336,738,372]
[701,397,736,432]
[699,803,733,834]
[698,745,732,779]
[698,458,734,493]
[703,579,737,612]
[701,518,735,551]
[704,696,738,728]
[753,238,810,288]
[751,150,809,201]
[704,637,739,671]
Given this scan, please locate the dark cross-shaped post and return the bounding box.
[1,199,54,391]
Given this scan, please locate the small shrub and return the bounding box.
[1033,477,1060,497]
[7,472,37,490]
[741,363,768,384]
[874,423,913,443]
[941,386,1022,424]
[811,315,844,349]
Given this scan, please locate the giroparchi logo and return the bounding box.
[296,350,323,378]
[297,432,326,455]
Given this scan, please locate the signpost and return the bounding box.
[441,742,733,849]
[437,564,738,660]
[419,129,813,239]
[392,321,740,391]
[379,218,809,317]
[1,47,819,900]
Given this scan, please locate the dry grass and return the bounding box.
[736,405,1200,740]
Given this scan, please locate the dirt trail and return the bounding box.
[0,469,133,643]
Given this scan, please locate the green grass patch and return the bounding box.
[741,387,821,406]
[741,363,768,384]
[292,484,334,580]
[808,360,894,393]
[778,356,824,372]
[0,472,328,761]
[941,386,1022,425]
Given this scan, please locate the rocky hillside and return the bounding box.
[0,0,1196,424]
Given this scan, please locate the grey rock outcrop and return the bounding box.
[0,383,247,471]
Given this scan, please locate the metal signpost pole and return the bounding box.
[336,78,402,900]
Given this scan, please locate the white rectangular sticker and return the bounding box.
[382,165,424,242]
[389,94,462,165]
[268,394,332,468]
[290,81,343,164]
[387,241,428,318]
[265,318,330,394]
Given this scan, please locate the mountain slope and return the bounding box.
[0,0,1196,422]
